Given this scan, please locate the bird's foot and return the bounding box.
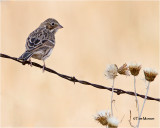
[42,61,46,73]
[29,59,32,67]
[42,64,45,73]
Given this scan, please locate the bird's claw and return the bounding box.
[29,59,32,67]
[42,65,45,73]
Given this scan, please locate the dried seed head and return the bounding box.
[95,111,108,126]
[128,63,141,76]
[95,115,108,126]
[144,68,158,82]
[117,63,130,76]
[105,64,118,79]
[107,116,119,128]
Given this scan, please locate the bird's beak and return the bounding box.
[58,24,63,29]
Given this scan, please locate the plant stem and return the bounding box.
[137,82,150,128]
[111,79,115,116]
[134,76,139,115]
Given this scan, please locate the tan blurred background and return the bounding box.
[0,1,159,128]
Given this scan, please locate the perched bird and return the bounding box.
[18,18,63,72]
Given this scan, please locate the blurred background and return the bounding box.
[1,1,159,128]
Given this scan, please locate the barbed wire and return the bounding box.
[0,53,159,102]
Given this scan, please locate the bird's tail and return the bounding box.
[18,51,33,61]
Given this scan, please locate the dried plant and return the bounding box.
[129,63,141,76]
[105,64,118,116]
[117,63,130,76]
[95,111,109,126]
[144,68,158,82]
[105,64,118,79]
[137,68,158,128]
[95,110,119,128]
[108,116,119,128]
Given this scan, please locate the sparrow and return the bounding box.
[18,18,63,72]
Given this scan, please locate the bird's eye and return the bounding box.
[51,23,55,26]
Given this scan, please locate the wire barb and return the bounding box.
[0,53,159,102]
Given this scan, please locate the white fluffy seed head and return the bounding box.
[95,110,106,117]
[107,116,119,128]
[105,64,118,79]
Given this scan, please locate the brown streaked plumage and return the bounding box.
[18,18,63,72]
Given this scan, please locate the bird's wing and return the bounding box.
[25,27,54,51]
[30,40,55,53]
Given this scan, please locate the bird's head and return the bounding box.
[40,18,63,32]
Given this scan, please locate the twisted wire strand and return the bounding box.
[0,53,159,102]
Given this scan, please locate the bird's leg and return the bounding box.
[42,60,45,73]
[29,58,32,67]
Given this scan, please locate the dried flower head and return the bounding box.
[105,64,118,79]
[117,63,130,76]
[107,116,119,128]
[128,63,141,76]
[144,68,158,82]
[95,111,108,126]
